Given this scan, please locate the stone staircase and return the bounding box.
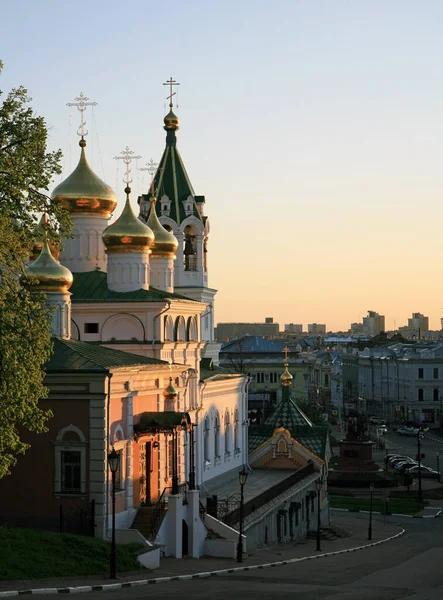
[132,505,168,541]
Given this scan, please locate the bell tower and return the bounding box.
[138,79,216,342]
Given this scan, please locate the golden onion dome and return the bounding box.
[51,139,117,218]
[147,196,178,257]
[163,109,179,131]
[102,187,154,253]
[30,213,59,261]
[163,377,178,400]
[281,364,293,387]
[24,242,73,293]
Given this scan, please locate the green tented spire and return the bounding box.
[138,108,204,226]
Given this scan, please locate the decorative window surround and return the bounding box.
[54,424,87,495]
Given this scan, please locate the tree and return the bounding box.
[0,63,69,477]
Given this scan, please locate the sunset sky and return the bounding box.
[2,0,443,331]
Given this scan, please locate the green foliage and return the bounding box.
[0,64,70,477]
[0,527,144,580]
[0,69,71,243]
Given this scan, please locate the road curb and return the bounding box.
[423,435,443,446]
[0,528,405,596]
[331,507,442,519]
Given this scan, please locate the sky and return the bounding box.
[2,0,443,332]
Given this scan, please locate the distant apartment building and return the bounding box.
[350,311,385,337]
[398,312,429,339]
[284,323,303,333]
[308,323,326,335]
[215,318,279,341]
[358,343,443,426]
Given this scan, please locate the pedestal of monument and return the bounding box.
[337,440,379,472]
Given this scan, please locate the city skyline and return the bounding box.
[2,1,443,330]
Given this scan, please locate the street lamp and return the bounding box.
[417,429,423,502]
[237,467,248,563]
[437,451,440,484]
[315,477,323,552]
[108,447,120,580]
[368,482,374,540]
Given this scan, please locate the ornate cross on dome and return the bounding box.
[163,77,180,108]
[66,92,97,138]
[282,346,290,361]
[113,146,142,186]
[139,158,158,181]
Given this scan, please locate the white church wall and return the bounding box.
[197,377,248,486]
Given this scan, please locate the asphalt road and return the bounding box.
[30,515,443,600]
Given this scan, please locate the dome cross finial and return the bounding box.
[163,77,180,109]
[282,346,290,362]
[66,92,97,141]
[114,146,142,192]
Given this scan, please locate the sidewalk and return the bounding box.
[0,515,402,594]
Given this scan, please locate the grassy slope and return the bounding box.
[0,527,145,581]
[329,495,427,515]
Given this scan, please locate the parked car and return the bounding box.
[370,417,385,425]
[406,465,439,479]
[378,425,388,434]
[388,455,408,466]
[395,461,418,473]
[390,456,415,468]
[393,459,417,473]
[397,427,418,437]
[385,453,404,465]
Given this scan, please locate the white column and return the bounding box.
[175,232,184,286]
[46,292,71,339]
[125,394,134,511]
[167,495,183,558]
[187,489,201,558]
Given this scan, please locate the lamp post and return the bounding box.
[437,451,440,483]
[237,467,248,563]
[368,481,374,540]
[315,478,322,552]
[417,429,423,502]
[108,447,120,580]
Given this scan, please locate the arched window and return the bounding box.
[175,316,186,341]
[54,425,87,495]
[214,413,220,458]
[183,225,197,272]
[225,411,231,455]
[234,408,240,452]
[164,315,174,341]
[187,316,198,341]
[277,438,288,454]
[204,416,210,462]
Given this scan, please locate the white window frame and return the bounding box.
[54,425,87,496]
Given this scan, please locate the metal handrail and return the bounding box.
[224,462,315,527]
[150,486,171,536]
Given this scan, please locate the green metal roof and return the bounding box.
[70,270,198,303]
[265,387,314,432]
[248,382,329,459]
[139,123,203,225]
[46,338,167,372]
[248,425,328,459]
